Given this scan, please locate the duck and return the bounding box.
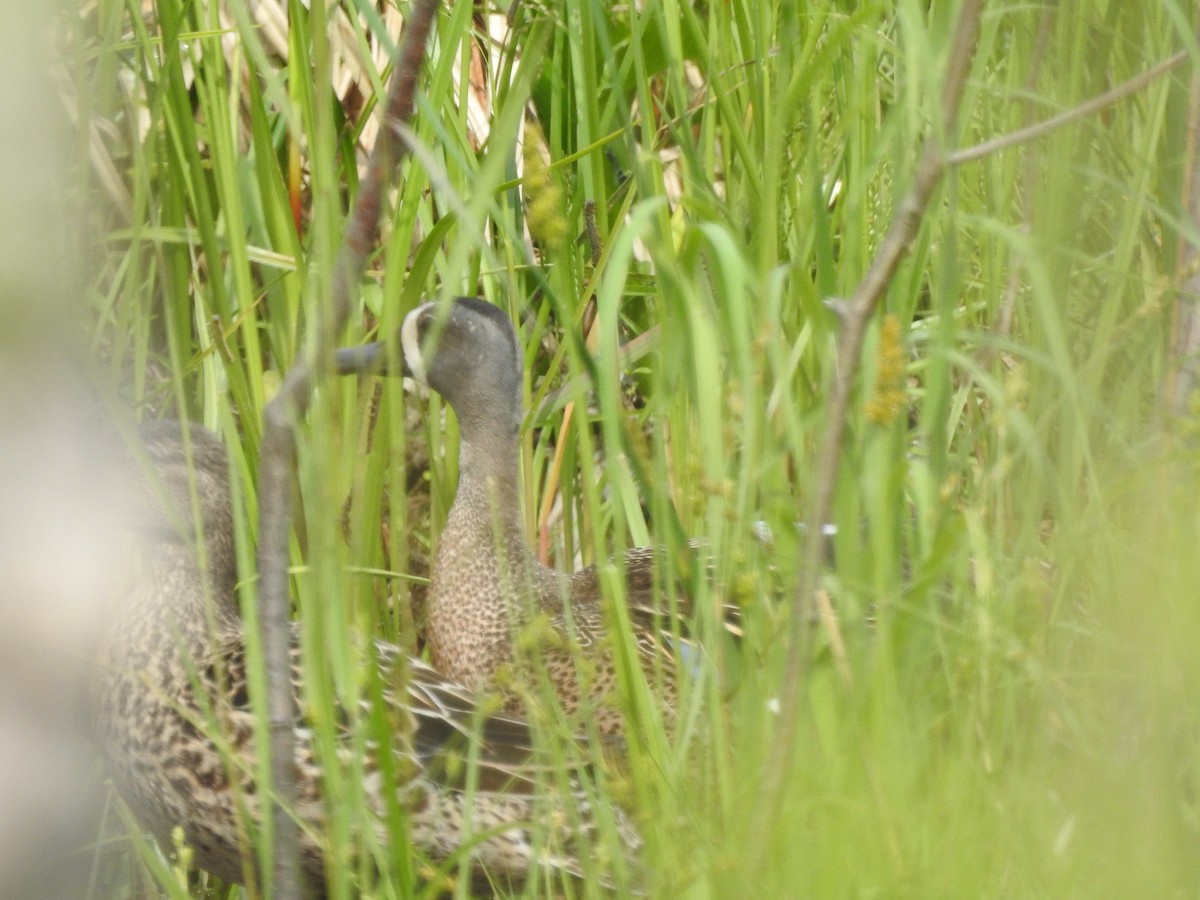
[93,420,639,895]
[335,298,708,736]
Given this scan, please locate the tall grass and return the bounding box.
[78,0,1198,895]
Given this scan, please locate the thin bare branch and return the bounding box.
[255,1,439,895]
[949,50,1186,167]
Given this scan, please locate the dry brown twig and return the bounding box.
[948,49,1187,167]
[958,43,1188,373]
[255,1,438,895]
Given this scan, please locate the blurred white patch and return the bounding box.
[0,5,116,896]
[1053,814,1076,857]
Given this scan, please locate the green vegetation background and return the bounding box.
[77,0,1200,896]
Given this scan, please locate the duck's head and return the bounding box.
[337,297,523,438]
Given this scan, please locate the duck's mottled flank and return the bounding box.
[93,421,639,893]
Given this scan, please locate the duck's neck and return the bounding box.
[427,421,560,688]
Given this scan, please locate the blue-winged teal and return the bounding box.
[336,298,694,735]
[94,421,638,893]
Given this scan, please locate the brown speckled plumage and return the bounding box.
[93,421,638,892]
[396,299,685,735]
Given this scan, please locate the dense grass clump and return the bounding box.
[73,0,1199,896]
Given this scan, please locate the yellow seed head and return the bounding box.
[522,121,568,251]
[864,314,907,425]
